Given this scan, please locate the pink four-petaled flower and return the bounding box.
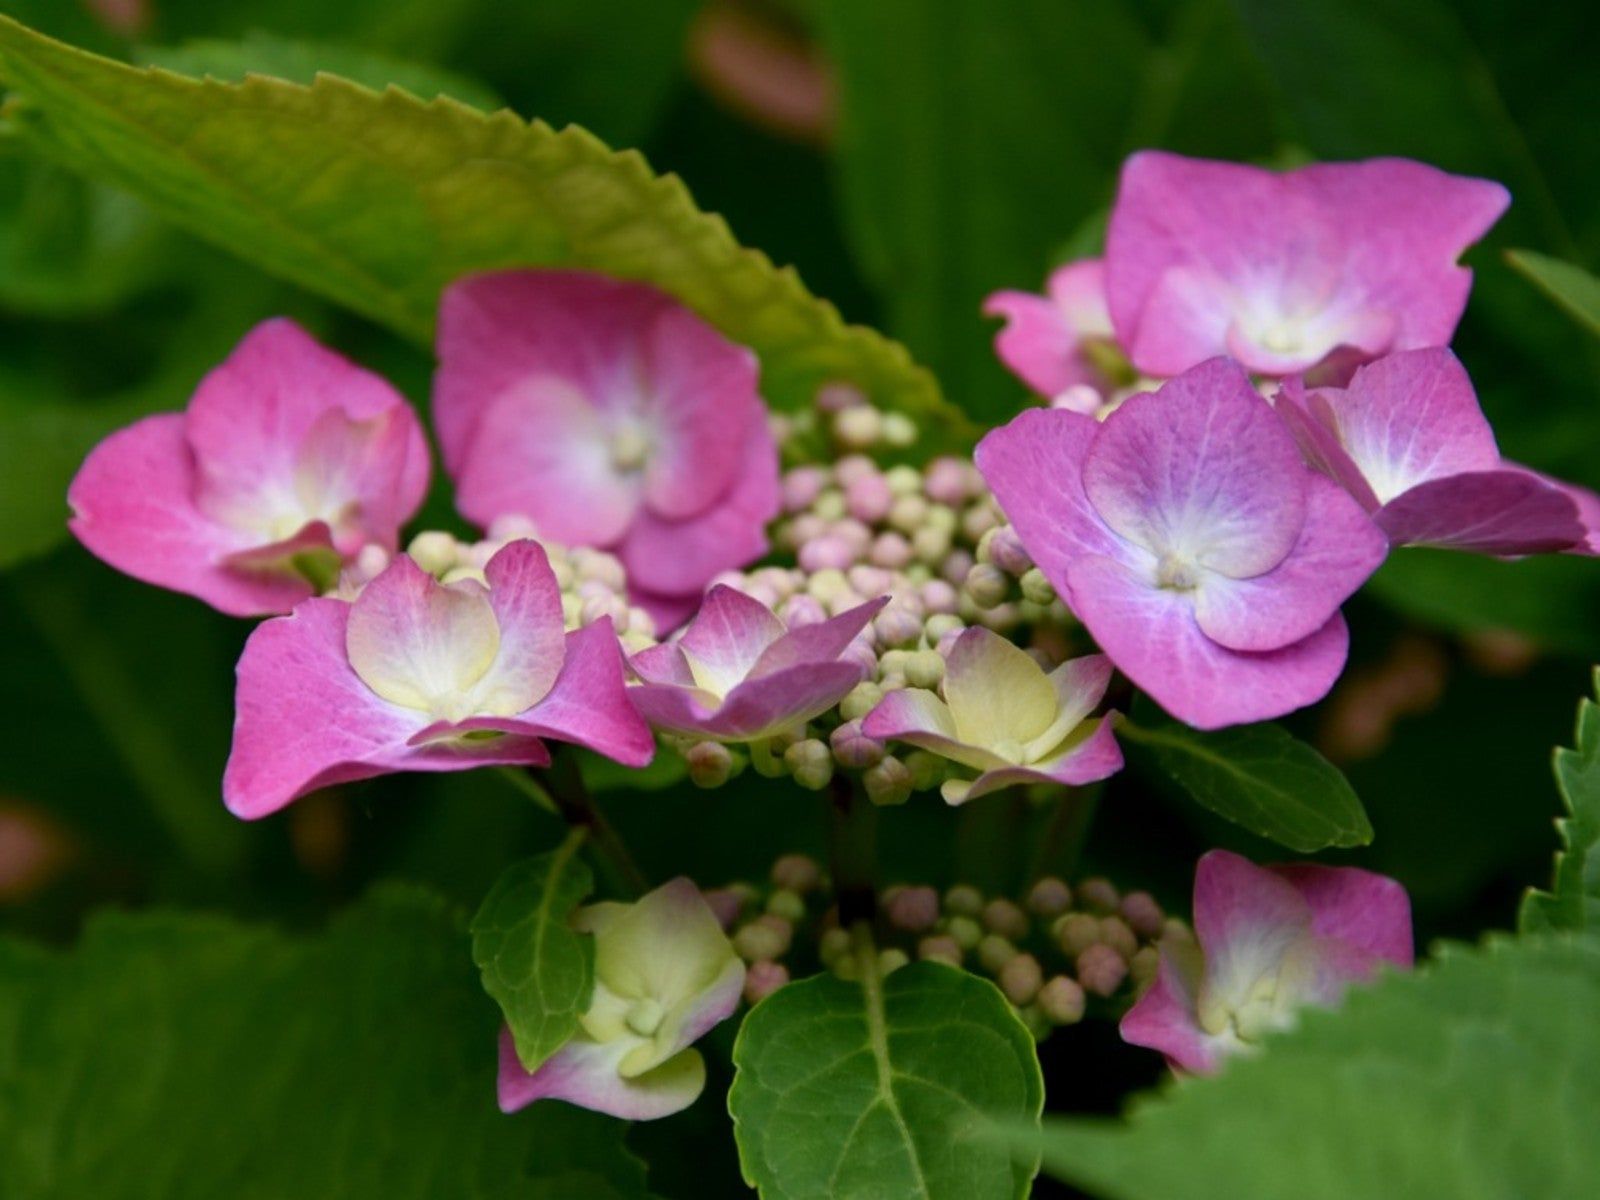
[1121,849,1412,1074]
[69,318,431,616]
[223,539,652,818]
[433,270,781,628]
[978,358,1389,729]
[1105,152,1509,378]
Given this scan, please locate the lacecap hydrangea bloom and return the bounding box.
[978,357,1389,729]
[69,318,431,616]
[499,877,744,1120]
[224,539,652,818]
[1121,849,1412,1073]
[862,628,1121,804]
[433,270,781,628]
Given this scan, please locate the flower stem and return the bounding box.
[828,774,878,927]
[507,751,649,897]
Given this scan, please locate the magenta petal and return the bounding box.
[749,596,889,678]
[67,413,313,616]
[1272,863,1414,969]
[976,406,1132,574]
[961,717,1124,803]
[496,1027,702,1121]
[677,586,787,682]
[1376,470,1586,554]
[1068,555,1350,729]
[628,641,698,688]
[1194,474,1387,652]
[1193,850,1313,988]
[1274,383,1383,512]
[982,260,1111,396]
[1082,360,1307,577]
[1119,942,1216,1074]
[480,540,569,704]
[223,599,547,819]
[517,619,655,767]
[631,662,865,741]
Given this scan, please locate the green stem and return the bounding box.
[829,774,878,926]
[505,751,648,897]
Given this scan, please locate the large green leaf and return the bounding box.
[1521,669,1600,933]
[1119,711,1372,852]
[1506,249,1600,340]
[729,954,1043,1200]
[1013,933,1600,1199]
[0,888,655,1199]
[818,0,1146,421]
[0,14,966,451]
[471,834,596,1072]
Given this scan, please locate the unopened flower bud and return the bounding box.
[784,739,834,790]
[407,530,460,575]
[830,721,885,770]
[923,457,972,505]
[766,889,807,922]
[685,741,734,789]
[904,750,945,791]
[912,525,952,566]
[945,915,982,950]
[919,579,959,615]
[874,607,923,649]
[961,504,999,542]
[782,465,828,512]
[1019,568,1056,605]
[819,927,852,967]
[924,613,964,644]
[881,412,917,448]
[1099,916,1138,960]
[1038,975,1086,1025]
[1077,876,1121,913]
[1163,917,1195,944]
[1130,945,1160,988]
[701,887,746,929]
[833,405,883,449]
[844,473,892,524]
[1051,383,1102,413]
[771,853,821,894]
[964,563,1010,609]
[798,535,857,573]
[834,454,876,487]
[816,383,866,414]
[864,756,913,805]
[838,681,885,722]
[1055,912,1100,958]
[733,915,791,963]
[1076,943,1128,996]
[887,494,929,532]
[813,489,847,521]
[1027,877,1073,918]
[904,649,945,689]
[977,933,1016,974]
[941,548,975,586]
[944,884,984,916]
[986,526,1033,576]
[917,934,964,966]
[982,898,1029,941]
[887,885,940,933]
[354,542,391,581]
[999,953,1044,1006]
[877,947,911,977]
[1119,891,1165,939]
[744,960,790,1004]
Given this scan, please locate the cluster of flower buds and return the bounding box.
[701,853,1185,1041]
[333,515,659,652]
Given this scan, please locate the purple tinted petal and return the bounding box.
[1272,863,1414,969]
[517,620,655,767]
[1193,850,1313,1008]
[677,586,787,682]
[1194,474,1387,652]
[960,718,1124,803]
[1376,470,1586,554]
[477,540,568,710]
[632,662,865,742]
[983,260,1111,396]
[1119,939,1217,1074]
[496,1027,705,1121]
[749,595,889,679]
[1275,382,1384,512]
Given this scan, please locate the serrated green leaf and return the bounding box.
[1506,249,1600,340]
[471,833,596,1072]
[1009,933,1600,1200]
[1119,711,1372,852]
[1521,668,1600,932]
[0,14,970,453]
[729,953,1043,1200]
[0,888,655,1199]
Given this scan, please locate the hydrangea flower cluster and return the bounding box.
[64,148,1592,1115]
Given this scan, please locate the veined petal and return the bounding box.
[943,627,1060,750]
[1192,850,1313,1035]
[497,1027,706,1121]
[862,688,1009,773]
[748,596,888,679]
[516,619,655,767]
[1022,654,1114,762]
[472,540,566,716]
[1119,936,1222,1074]
[1272,862,1414,969]
[1376,470,1586,554]
[677,586,787,698]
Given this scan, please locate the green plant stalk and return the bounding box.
[503,752,648,897]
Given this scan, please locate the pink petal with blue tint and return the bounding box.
[1082,359,1307,577]
[1194,474,1387,652]
[1067,555,1350,729]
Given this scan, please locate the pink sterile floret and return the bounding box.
[223,539,652,819]
[977,358,1389,730]
[1121,849,1412,1074]
[69,318,432,616]
[433,270,781,629]
[983,259,1116,401]
[1277,347,1591,556]
[628,585,888,742]
[1104,151,1509,378]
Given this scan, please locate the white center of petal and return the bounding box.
[348,581,504,722]
[1155,553,1201,592]
[992,739,1028,765]
[625,998,665,1038]
[608,419,653,473]
[681,647,741,704]
[1197,934,1318,1045]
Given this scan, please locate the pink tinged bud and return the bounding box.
[798,535,858,573]
[845,473,894,523]
[733,914,791,962]
[830,518,874,556]
[1056,912,1100,957]
[770,853,821,894]
[1120,891,1166,938]
[986,526,1033,576]
[977,934,1016,974]
[873,607,923,649]
[830,720,885,769]
[701,887,746,929]
[963,563,1010,609]
[961,504,999,542]
[1000,953,1044,1006]
[1077,943,1129,997]
[848,565,895,597]
[686,741,736,788]
[1100,916,1139,959]
[778,593,827,628]
[1038,975,1086,1025]
[816,383,867,414]
[1027,877,1073,918]
[782,466,829,513]
[1078,877,1121,913]
[919,579,960,615]
[941,548,975,586]
[869,530,914,569]
[787,514,827,548]
[918,934,964,966]
[886,885,941,933]
[944,884,984,916]
[923,456,974,505]
[983,898,1030,940]
[744,960,790,1004]
[863,755,913,805]
[1051,384,1104,413]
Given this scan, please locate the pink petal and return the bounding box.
[1045,653,1116,733]
[223,598,548,819]
[1274,381,1383,512]
[677,585,787,682]
[960,717,1124,803]
[67,413,313,617]
[631,662,865,742]
[1066,554,1350,729]
[496,1027,704,1121]
[516,619,656,767]
[1272,863,1414,969]
[628,641,698,688]
[749,595,889,678]
[1193,474,1387,652]
[1192,849,1313,1001]
[1376,470,1586,554]
[982,260,1111,396]
[862,688,1007,773]
[477,540,569,711]
[1119,939,1217,1074]
[1082,359,1308,577]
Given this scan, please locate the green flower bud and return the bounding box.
[1099,916,1138,960]
[864,756,913,806]
[819,927,852,967]
[982,898,1029,941]
[964,563,1010,609]
[1018,1003,1052,1041]
[877,948,911,977]
[887,494,929,533]
[945,914,983,950]
[904,649,945,689]
[885,464,923,496]
[407,530,460,575]
[977,933,1016,974]
[1027,877,1073,919]
[733,917,790,963]
[923,613,964,643]
[784,738,834,790]
[834,405,883,450]
[1037,975,1086,1025]
[912,525,952,565]
[1019,567,1056,605]
[904,750,946,791]
[839,680,885,721]
[1077,876,1121,913]
[1130,945,1160,989]
[1055,912,1100,958]
[999,953,1044,1006]
[685,741,734,789]
[766,889,807,923]
[881,412,918,448]
[944,884,984,917]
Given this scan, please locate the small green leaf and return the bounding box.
[0,888,654,1198]
[1008,933,1600,1200]
[1521,668,1600,932]
[1119,711,1372,852]
[1506,249,1600,340]
[729,948,1043,1200]
[471,832,596,1072]
[0,14,969,452]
